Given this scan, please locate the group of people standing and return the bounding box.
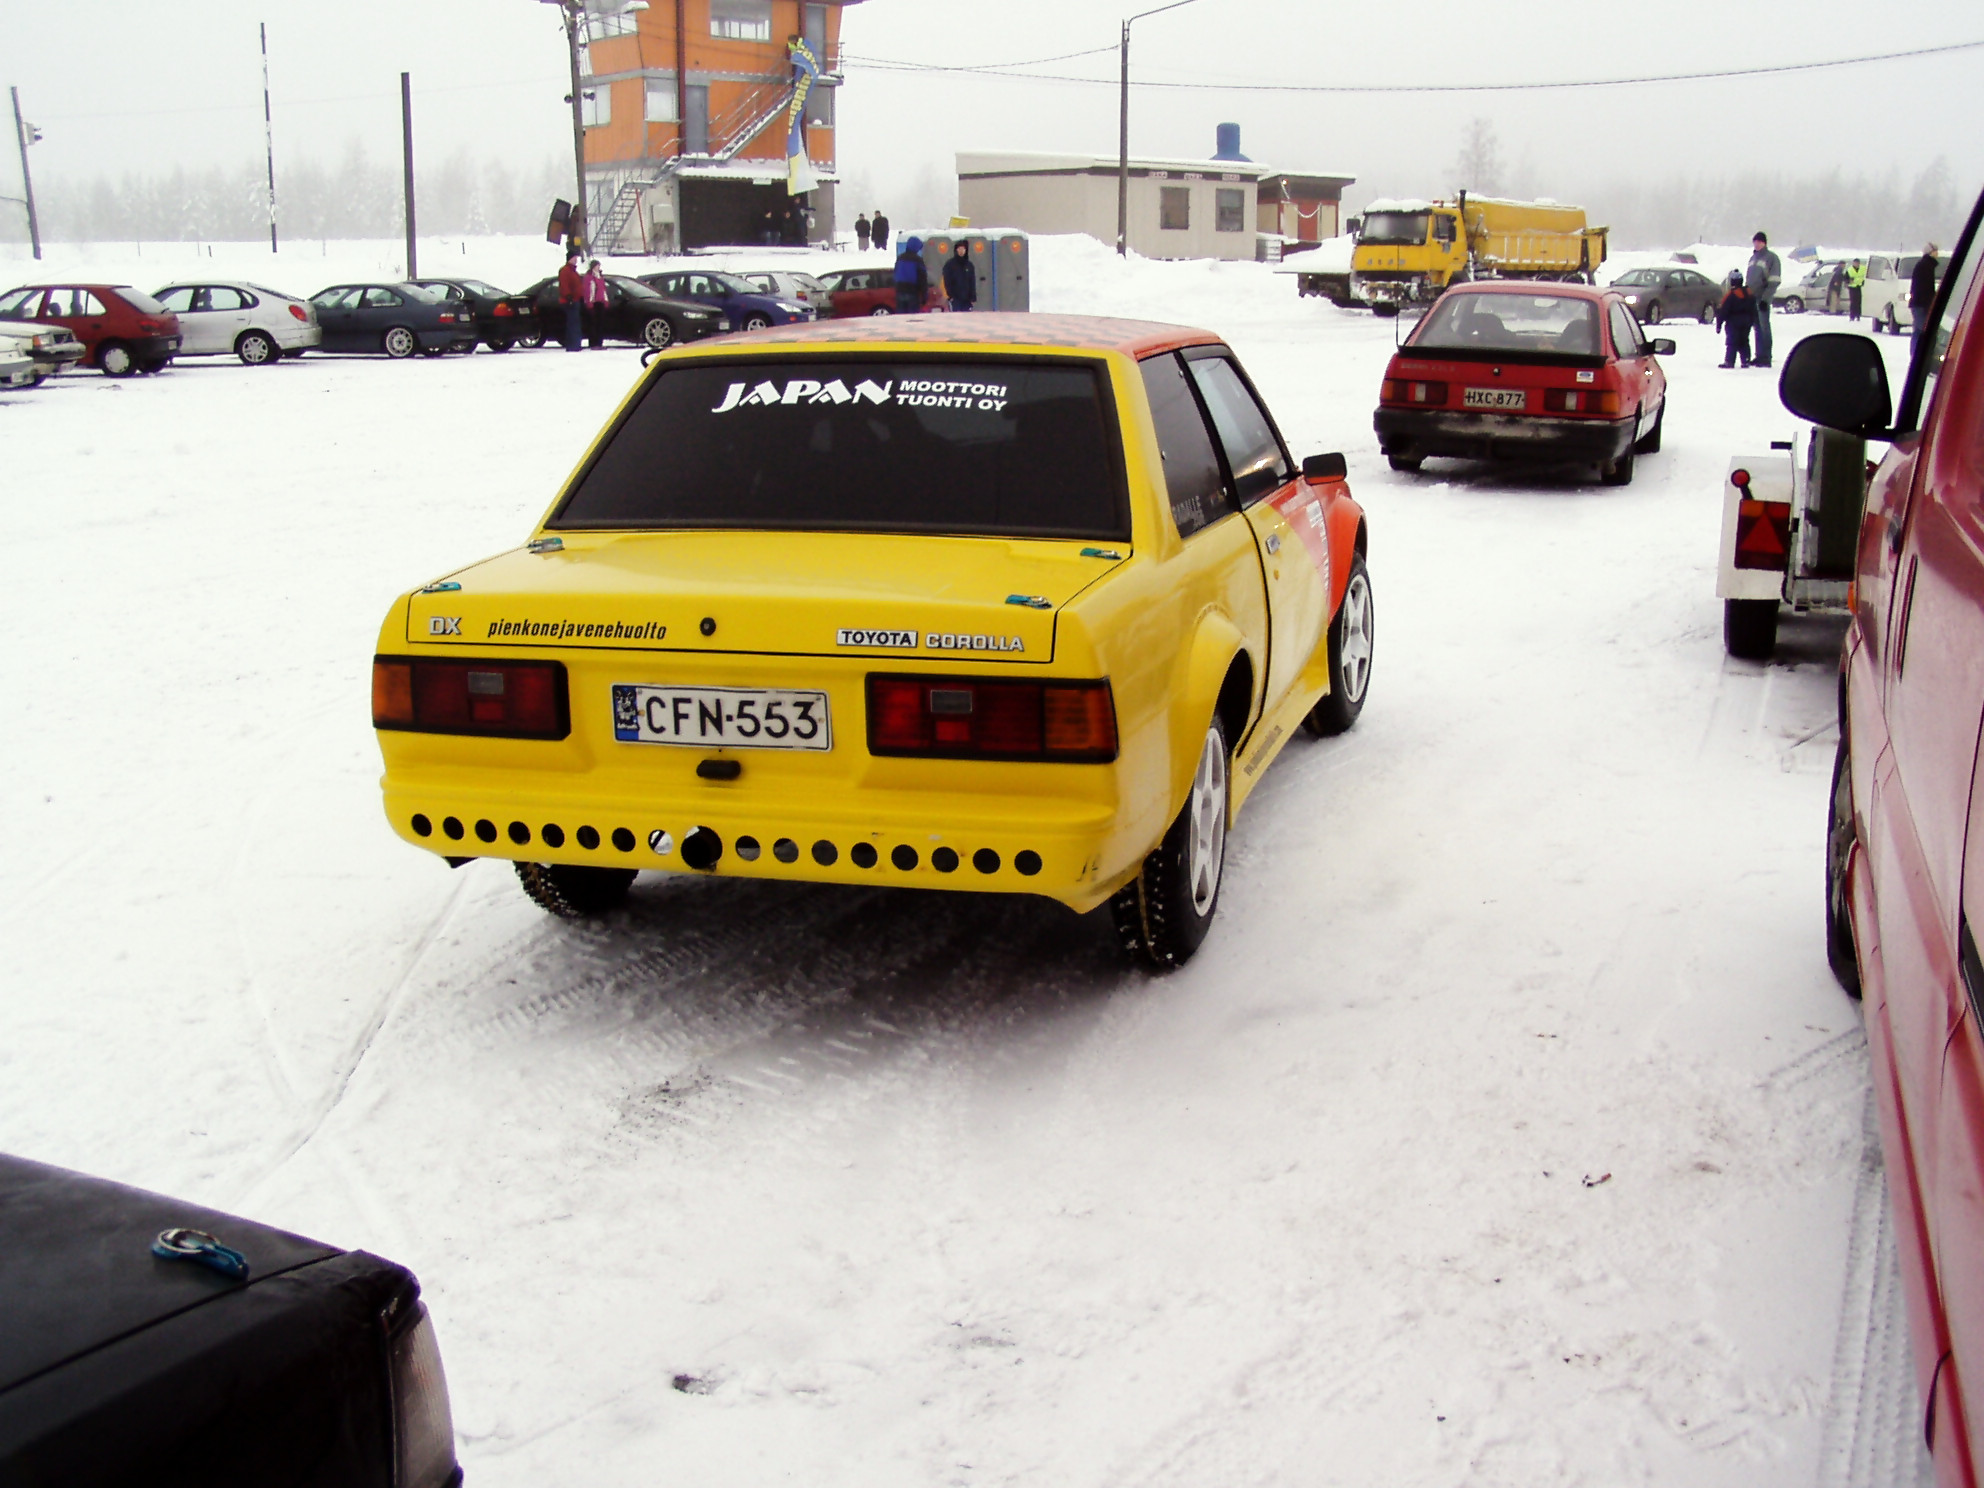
[853,210,890,252]
[555,250,611,352]
[886,237,982,316]
[1715,231,1944,369]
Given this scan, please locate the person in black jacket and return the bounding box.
[893,235,928,314]
[1715,272,1756,369]
[942,241,977,312]
[855,212,871,251]
[870,210,890,252]
[1910,243,1941,355]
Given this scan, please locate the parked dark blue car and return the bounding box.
[636,269,814,332]
[307,282,477,358]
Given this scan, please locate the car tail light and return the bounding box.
[288,303,308,322]
[1382,378,1447,405]
[1542,388,1620,414]
[493,301,514,316]
[385,1300,460,1488]
[1734,499,1793,571]
[867,676,1117,762]
[137,316,169,332]
[373,656,570,739]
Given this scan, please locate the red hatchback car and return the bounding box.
[1374,281,1673,485]
[813,266,944,318]
[1793,185,1984,1485]
[0,283,181,376]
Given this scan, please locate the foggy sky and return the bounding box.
[4,0,1979,236]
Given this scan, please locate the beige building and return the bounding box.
[956,150,1270,261]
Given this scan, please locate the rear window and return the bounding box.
[119,288,169,314]
[551,357,1126,539]
[1411,293,1600,356]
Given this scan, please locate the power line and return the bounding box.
[844,36,1984,93]
[840,43,1116,72]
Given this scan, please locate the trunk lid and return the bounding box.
[403,531,1126,664]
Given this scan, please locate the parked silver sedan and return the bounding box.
[0,319,86,384]
[152,280,321,365]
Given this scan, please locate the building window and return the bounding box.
[804,79,833,127]
[645,78,677,122]
[710,0,772,40]
[1215,188,1245,233]
[586,10,637,40]
[581,86,611,128]
[1160,186,1190,231]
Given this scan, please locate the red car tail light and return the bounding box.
[1542,388,1621,414]
[288,303,309,322]
[1734,500,1793,571]
[1382,378,1447,406]
[373,656,570,739]
[867,676,1117,762]
[136,316,169,333]
[493,301,515,316]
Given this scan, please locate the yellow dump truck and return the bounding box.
[1349,193,1608,315]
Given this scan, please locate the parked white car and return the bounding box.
[0,337,32,389]
[1775,260,1846,314]
[151,281,321,365]
[0,319,86,384]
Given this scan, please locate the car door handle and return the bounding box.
[1265,533,1281,556]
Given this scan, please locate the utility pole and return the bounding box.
[260,23,278,251]
[9,87,40,260]
[400,72,417,279]
[553,0,589,249]
[1116,0,1202,258]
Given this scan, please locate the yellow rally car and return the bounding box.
[371,313,1373,966]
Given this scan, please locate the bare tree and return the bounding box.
[1452,118,1502,195]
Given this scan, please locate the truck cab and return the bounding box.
[1350,200,1465,314]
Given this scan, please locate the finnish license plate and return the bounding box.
[612,684,831,750]
[1463,386,1527,410]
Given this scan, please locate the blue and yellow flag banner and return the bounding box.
[785,38,820,196]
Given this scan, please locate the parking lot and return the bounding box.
[0,235,1929,1486]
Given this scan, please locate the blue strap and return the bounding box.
[152,1227,250,1280]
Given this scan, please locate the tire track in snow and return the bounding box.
[1816,1086,1935,1488]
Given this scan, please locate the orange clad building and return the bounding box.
[577,0,860,253]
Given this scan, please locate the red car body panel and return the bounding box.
[13,283,181,371]
[1840,197,1984,1485]
[817,268,944,318]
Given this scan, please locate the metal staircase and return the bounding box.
[588,74,803,254]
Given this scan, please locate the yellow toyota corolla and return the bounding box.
[372,313,1373,966]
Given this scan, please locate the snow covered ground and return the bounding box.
[0,234,1932,1485]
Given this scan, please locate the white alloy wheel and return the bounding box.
[1336,570,1373,704]
[383,326,417,358]
[869,305,893,316]
[237,330,276,365]
[1187,726,1228,916]
[643,317,674,349]
[99,343,134,376]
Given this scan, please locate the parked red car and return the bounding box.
[813,266,944,318]
[0,283,181,376]
[1795,184,1984,1486]
[1373,281,1673,485]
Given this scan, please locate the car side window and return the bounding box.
[362,287,402,308]
[1141,352,1233,539]
[155,286,196,313]
[1184,355,1292,506]
[207,286,245,311]
[1608,301,1644,356]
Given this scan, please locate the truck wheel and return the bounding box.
[515,862,637,918]
[1826,733,1862,997]
[1110,715,1228,969]
[1599,446,1636,485]
[1387,454,1422,473]
[1304,558,1373,737]
[1723,598,1778,659]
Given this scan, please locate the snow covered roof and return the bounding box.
[957,150,1270,179]
[1362,198,1435,213]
